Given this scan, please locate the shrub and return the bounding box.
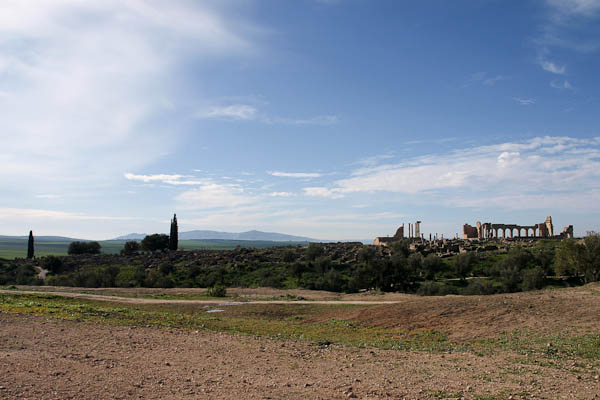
[454,253,477,280]
[421,254,443,280]
[41,255,63,274]
[115,266,136,287]
[121,241,141,255]
[522,267,546,291]
[417,281,457,296]
[206,285,227,297]
[306,243,324,261]
[159,262,175,276]
[282,249,297,262]
[68,241,101,255]
[555,233,600,283]
[141,234,170,252]
[463,279,496,295]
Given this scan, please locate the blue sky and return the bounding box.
[1,0,600,240]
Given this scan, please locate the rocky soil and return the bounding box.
[2,311,600,400]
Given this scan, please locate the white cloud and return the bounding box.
[125,173,184,183]
[194,102,338,125]
[546,0,600,17]
[303,187,344,199]
[35,194,60,199]
[124,173,210,186]
[513,97,536,105]
[264,115,338,126]
[535,1,600,74]
[0,208,132,221]
[483,75,507,85]
[269,192,295,197]
[550,80,574,89]
[175,183,256,209]
[355,153,395,167]
[0,1,258,192]
[195,104,258,120]
[317,136,600,212]
[464,72,508,87]
[269,171,322,178]
[539,60,566,74]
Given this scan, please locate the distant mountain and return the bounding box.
[0,235,81,242]
[183,230,321,242]
[111,233,147,241]
[112,230,323,242]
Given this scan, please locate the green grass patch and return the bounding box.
[0,293,449,351]
[475,328,600,361]
[0,239,307,259]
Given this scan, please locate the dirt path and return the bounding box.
[0,289,401,305]
[2,313,599,400]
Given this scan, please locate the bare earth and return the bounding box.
[2,285,600,399]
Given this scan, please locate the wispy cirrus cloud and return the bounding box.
[0,208,133,221]
[513,97,536,105]
[263,115,338,126]
[303,187,344,199]
[124,171,259,209]
[539,60,566,74]
[194,104,258,120]
[175,184,257,209]
[545,0,600,18]
[532,0,600,83]
[124,173,209,186]
[550,80,574,89]
[463,72,508,87]
[268,171,322,178]
[0,1,260,194]
[269,192,295,197]
[195,102,337,125]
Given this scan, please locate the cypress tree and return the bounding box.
[27,230,34,259]
[169,214,178,251]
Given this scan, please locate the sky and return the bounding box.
[1,0,600,240]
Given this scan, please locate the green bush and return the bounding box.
[115,266,136,287]
[522,267,546,291]
[121,241,141,255]
[206,285,227,297]
[555,233,600,283]
[141,234,170,252]
[306,243,324,261]
[282,249,297,262]
[463,279,497,295]
[417,281,457,296]
[68,241,101,255]
[41,255,63,274]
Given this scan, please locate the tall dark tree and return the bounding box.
[142,234,170,252]
[27,230,34,259]
[169,213,178,251]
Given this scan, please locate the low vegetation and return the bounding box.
[1,233,599,296]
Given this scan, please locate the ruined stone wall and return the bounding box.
[462,224,478,239]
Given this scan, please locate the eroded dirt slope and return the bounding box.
[309,284,600,340]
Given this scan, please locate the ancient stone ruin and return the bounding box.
[373,221,422,246]
[462,216,573,240]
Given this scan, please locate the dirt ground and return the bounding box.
[310,283,600,341]
[6,285,414,301]
[2,285,600,399]
[1,313,599,400]
[4,283,600,341]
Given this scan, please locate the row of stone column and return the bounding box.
[482,226,539,239]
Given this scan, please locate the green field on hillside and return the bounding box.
[0,239,307,259]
